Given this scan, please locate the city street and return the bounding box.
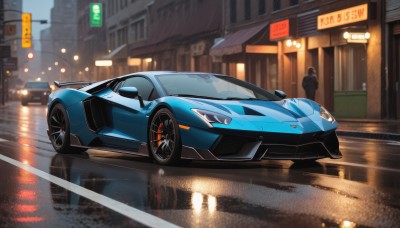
[0,102,399,227]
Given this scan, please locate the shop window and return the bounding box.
[230,0,237,23]
[266,56,278,91]
[244,0,251,20]
[258,0,266,15]
[273,0,281,11]
[334,44,367,91]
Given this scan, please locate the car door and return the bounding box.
[99,76,159,150]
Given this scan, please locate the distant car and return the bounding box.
[46,72,341,166]
[21,81,51,106]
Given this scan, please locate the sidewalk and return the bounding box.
[336,119,400,141]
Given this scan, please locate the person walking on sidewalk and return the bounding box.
[302,67,319,101]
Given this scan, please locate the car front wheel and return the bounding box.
[149,108,182,165]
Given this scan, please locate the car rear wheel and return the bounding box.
[48,103,86,154]
[149,108,182,165]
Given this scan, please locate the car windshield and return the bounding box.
[25,82,50,89]
[156,74,280,101]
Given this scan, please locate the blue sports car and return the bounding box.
[47,71,341,165]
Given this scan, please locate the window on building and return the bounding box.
[230,0,237,23]
[258,0,266,15]
[273,0,281,11]
[244,0,251,20]
[334,44,367,91]
[117,26,128,46]
[109,32,116,50]
[130,19,146,43]
[290,0,299,6]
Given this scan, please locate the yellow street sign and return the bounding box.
[21,13,32,48]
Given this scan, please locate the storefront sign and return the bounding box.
[270,19,289,40]
[318,4,368,30]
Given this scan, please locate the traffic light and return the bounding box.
[27,52,34,60]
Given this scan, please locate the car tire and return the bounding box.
[48,103,86,154]
[21,100,28,106]
[149,108,182,165]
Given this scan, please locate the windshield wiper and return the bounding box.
[169,94,222,100]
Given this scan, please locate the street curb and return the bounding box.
[337,130,400,141]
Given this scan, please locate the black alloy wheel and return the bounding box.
[149,108,182,165]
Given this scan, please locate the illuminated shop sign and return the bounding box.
[318,4,368,30]
[343,32,371,43]
[270,19,290,40]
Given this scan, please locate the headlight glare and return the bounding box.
[320,106,335,123]
[192,109,231,126]
[21,90,28,96]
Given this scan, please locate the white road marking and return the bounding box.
[0,138,8,142]
[0,154,180,228]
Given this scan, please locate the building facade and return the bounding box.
[46,0,78,82]
[211,0,383,119]
[77,0,107,82]
[385,0,400,119]
[128,0,223,75]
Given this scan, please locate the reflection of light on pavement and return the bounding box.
[23,160,29,165]
[17,190,37,201]
[16,205,38,213]
[208,195,217,213]
[14,217,44,223]
[341,220,356,228]
[191,192,203,213]
[338,167,345,179]
[21,107,29,115]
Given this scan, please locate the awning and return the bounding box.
[210,23,267,56]
[103,44,127,59]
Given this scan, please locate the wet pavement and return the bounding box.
[337,119,400,141]
[0,102,400,227]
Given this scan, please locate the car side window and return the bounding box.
[120,77,158,101]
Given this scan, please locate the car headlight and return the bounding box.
[320,106,335,123]
[192,109,231,126]
[21,90,28,96]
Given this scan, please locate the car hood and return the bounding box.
[183,97,316,122]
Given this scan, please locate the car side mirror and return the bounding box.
[119,87,138,98]
[119,87,145,107]
[274,90,287,99]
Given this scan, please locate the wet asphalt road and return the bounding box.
[0,101,399,227]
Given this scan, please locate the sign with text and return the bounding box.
[21,13,32,48]
[90,3,103,27]
[270,19,290,40]
[318,4,368,30]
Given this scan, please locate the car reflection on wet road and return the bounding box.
[0,102,399,227]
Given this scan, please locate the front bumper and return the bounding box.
[181,130,341,161]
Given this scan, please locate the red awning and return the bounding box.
[210,23,268,56]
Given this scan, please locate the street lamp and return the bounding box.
[61,48,66,53]
[73,55,79,61]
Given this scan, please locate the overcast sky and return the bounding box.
[23,0,54,39]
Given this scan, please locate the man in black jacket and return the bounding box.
[302,67,319,101]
